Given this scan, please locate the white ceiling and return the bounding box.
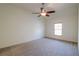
[10,3,48,12]
[10,3,78,12]
[4,3,78,13]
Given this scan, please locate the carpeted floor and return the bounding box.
[0,38,78,56]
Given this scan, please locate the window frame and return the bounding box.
[54,23,62,36]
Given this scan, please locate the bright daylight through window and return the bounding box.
[54,23,62,36]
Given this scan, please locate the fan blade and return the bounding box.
[46,14,50,17]
[38,15,41,17]
[47,11,55,13]
[32,13,39,14]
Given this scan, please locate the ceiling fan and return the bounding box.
[32,3,55,17]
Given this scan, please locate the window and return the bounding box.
[54,23,62,36]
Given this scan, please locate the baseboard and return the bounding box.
[0,38,43,49]
[45,36,78,44]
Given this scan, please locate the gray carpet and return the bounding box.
[0,38,78,56]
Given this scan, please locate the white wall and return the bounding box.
[0,4,44,48]
[45,4,78,42]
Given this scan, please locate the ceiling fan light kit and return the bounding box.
[40,12,47,16]
[32,3,55,17]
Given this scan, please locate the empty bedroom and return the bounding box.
[0,3,78,56]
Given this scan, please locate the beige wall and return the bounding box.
[45,4,78,42]
[0,4,44,48]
